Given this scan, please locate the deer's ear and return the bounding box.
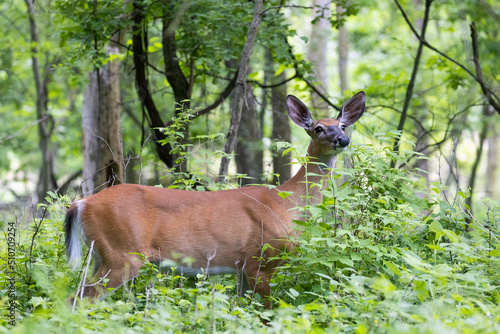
[337,91,365,126]
[287,95,313,129]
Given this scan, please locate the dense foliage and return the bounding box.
[1,140,499,332]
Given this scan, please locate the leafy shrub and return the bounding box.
[273,141,500,333]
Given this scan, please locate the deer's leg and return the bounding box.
[74,255,143,301]
[247,266,272,308]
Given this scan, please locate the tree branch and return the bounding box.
[391,0,433,166]
[470,22,500,113]
[192,71,238,119]
[394,0,500,115]
[281,36,341,111]
[218,0,263,181]
[249,73,298,89]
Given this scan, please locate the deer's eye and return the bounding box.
[314,126,324,134]
[341,125,346,131]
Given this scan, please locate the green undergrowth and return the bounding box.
[1,142,499,333]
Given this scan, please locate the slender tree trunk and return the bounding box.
[465,119,488,228]
[131,1,175,168]
[271,78,291,184]
[483,104,497,199]
[336,1,352,181]
[82,44,124,196]
[485,122,498,198]
[336,1,349,94]
[162,4,192,172]
[82,74,100,195]
[25,0,57,204]
[308,0,331,116]
[218,0,263,181]
[415,112,430,182]
[235,89,263,185]
[162,6,190,108]
[410,0,430,181]
[392,0,433,166]
[266,52,291,184]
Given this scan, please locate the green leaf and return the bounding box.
[429,220,443,238]
[309,206,323,216]
[275,64,286,76]
[277,191,291,199]
[443,229,460,243]
[289,288,300,297]
[338,257,353,267]
[282,147,295,156]
[489,249,500,256]
[413,280,429,302]
[384,261,402,277]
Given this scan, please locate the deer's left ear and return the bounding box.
[336,91,365,126]
[287,95,314,129]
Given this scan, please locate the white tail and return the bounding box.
[65,92,365,307]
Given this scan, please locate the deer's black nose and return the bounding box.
[338,136,350,147]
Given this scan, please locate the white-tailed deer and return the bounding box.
[65,92,365,307]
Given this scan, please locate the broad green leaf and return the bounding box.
[384,261,402,277]
[427,244,445,251]
[277,191,291,199]
[443,229,460,243]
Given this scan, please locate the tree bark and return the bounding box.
[25,0,57,204]
[337,1,349,94]
[162,7,190,108]
[308,0,331,116]
[161,5,193,172]
[131,1,175,168]
[465,118,488,228]
[265,51,291,185]
[485,122,498,199]
[482,104,497,199]
[271,77,291,184]
[411,0,429,181]
[392,0,432,166]
[218,0,263,181]
[235,89,263,185]
[81,44,124,196]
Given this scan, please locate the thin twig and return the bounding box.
[73,240,95,312]
[458,204,500,243]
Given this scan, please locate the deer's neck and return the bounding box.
[276,153,338,210]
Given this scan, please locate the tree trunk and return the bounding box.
[235,89,263,185]
[162,4,192,172]
[308,0,331,116]
[485,122,498,198]
[218,0,263,181]
[415,113,430,182]
[132,1,175,168]
[337,1,349,94]
[336,1,351,180]
[25,0,57,204]
[465,118,488,228]
[270,70,291,185]
[392,0,432,166]
[82,45,124,196]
